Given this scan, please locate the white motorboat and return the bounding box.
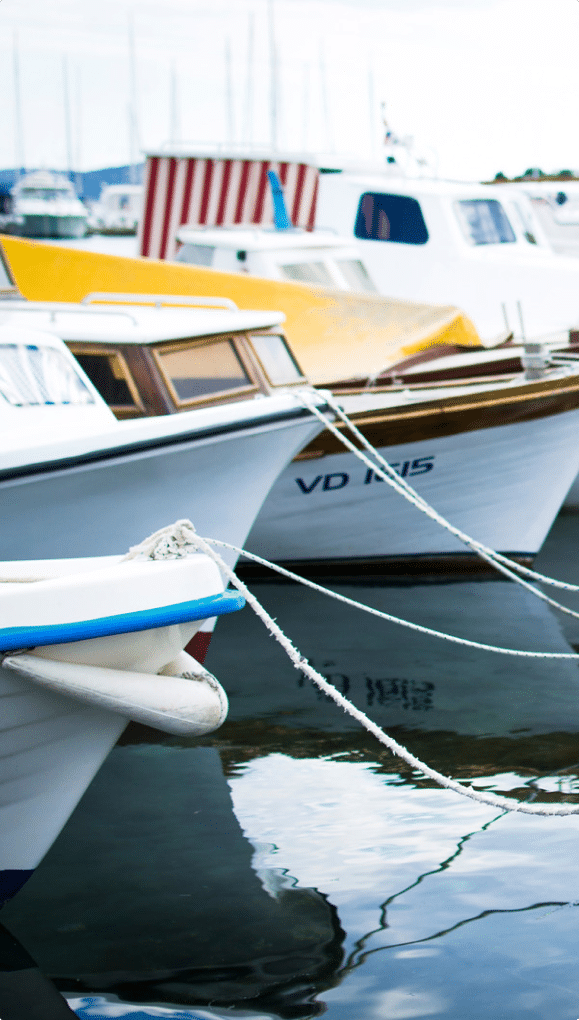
[92,184,143,235]
[13,289,579,576]
[315,170,579,344]
[495,176,579,259]
[0,523,245,909]
[0,170,88,240]
[246,367,579,574]
[174,224,378,293]
[0,311,323,653]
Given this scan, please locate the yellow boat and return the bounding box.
[0,234,481,386]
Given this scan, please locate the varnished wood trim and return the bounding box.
[296,373,579,458]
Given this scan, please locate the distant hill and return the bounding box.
[0,165,144,201]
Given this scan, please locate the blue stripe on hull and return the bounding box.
[0,590,245,653]
[0,869,34,908]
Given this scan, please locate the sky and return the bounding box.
[1,0,579,182]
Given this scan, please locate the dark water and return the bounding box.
[4,513,579,1019]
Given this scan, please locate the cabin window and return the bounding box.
[335,259,377,292]
[280,261,335,285]
[174,243,215,267]
[249,334,304,385]
[0,344,94,406]
[354,193,429,244]
[155,339,254,404]
[71,350,140,410]
[454,199,516,245]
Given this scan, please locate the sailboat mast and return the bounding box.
[62,55,74,181]
[267,0,278,151]
[13,30,25,175]
[128,12,140,184]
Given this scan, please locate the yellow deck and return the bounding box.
[0,235,481,385]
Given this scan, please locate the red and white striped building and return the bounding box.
[139,152,321,260]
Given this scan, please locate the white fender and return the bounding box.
[1,651,228,735]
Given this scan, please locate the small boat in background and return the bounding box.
[0,170,88,239]
[92,183,143,235]
[0,521,244,909]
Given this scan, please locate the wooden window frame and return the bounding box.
[67,343,145,416]
[151,335,261,410]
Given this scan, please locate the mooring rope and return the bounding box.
[294,390,579,623]
[200,538,579,659]
[189,532,579,816]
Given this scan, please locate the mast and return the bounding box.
[170,60,180,144]
[128,12,141,184]
[267,0,279,151]
[225,37,235,145]
[243,10,255,147]
[12,30,25,176]
[62,55,74,182]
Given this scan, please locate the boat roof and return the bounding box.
[176,225,359,253]
[12,170,74,192]
[0,297,286,345]
[329,172,506,200]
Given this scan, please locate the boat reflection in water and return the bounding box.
[4,524,579,1018]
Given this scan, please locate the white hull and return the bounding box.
[0,669,127,904]
[8,215,88,239]
[0,407,320,568]
[248,408,579,567]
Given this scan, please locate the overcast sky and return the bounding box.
[0,0,578,182]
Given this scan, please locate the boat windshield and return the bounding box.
[20,188,72,199]
[280,261,335,285]
[0,344,95,406]
[454,199,516,245]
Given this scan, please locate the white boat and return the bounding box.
[0,525,245,909]
[175,223,378,293]
[138,150,579,344]
[246,367,579,574]
[0,170,88,240]
[17,288,579,575]
[313,170,579,343]
[496,176,579,259]
[92,184,143,235]
[0,314,324,658]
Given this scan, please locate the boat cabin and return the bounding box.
[0,285,307,420]
[174,225,378,293]
[315,172,579,342]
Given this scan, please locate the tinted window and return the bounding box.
[455,199,516,245]
[74,352,137,407]
[355,193,429,244]
[156,340,252,403]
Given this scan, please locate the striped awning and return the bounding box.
[139,155,320,260]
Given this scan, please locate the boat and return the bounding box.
[92,183,143,235]
[134,149,579,344]
[0,170,88,240]
[488,174,579,259]
[0,300,324,651]
[5,283,579,575]
[0,521,246,910]
[175,221,379,292]
[0,232,484,388]
[315,170,579,343]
